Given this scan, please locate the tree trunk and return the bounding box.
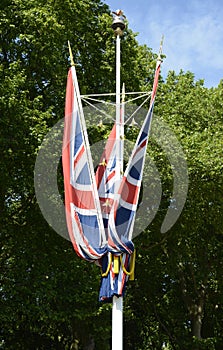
[192,310,202,339]
[178,264,206,340]
[83,337,95,350]
[190,301,204,339]
[70,339,79,350]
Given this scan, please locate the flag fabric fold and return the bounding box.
[95,123,133,301]
[99,253,132,302]
[99,57,162,301]
[109,58,161,244]
[107,102,154,254]
[95,123,117,227]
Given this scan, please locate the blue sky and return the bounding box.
[104,0,223,87]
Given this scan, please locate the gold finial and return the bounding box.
[68,40,75,66]
[111,9,126,36]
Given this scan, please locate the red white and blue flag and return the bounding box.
[95,122,133,301]
[62,66,107,262]
[99,57,162,300]
[62,54,162,302]
[95,123,117,226]
[107,56,162,250]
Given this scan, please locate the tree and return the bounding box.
[0,0,156,349]
[1,0,222,348]
[123,72,223,349]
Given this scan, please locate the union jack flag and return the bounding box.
[62,52,162,302]
[95,122,133,301]
[99,57,161,301]
[95,123,117,224]
[62,66,107,261]
[107,103,153,252]
[107,57,161,253]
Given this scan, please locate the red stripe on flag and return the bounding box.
[105,169,116,184]
[151,63,161,102]
[70,186,95,210]
[95,124,116,187]
[74,144,85,167]
[119,177,140,205]
[133,139,147,158]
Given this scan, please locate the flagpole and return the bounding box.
[112,31,123,350]
[115,33,121,177]
[111,10,126,350]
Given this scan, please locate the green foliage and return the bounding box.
[1,0,223,349]
[124,71,223,349]
[0,0,155,348]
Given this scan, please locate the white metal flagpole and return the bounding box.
[112,295,123,350]
[113,32,123,350]
[111,10,126,350]
[115,33,122,178]
[112,31,123,350]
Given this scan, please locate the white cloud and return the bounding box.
[105,0,223,86]
[134,1,223,85]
